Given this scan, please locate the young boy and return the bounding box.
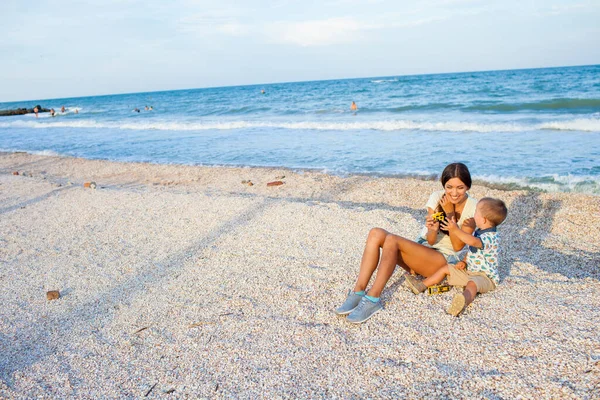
[404,197,508,316]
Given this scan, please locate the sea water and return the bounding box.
[1,65,599,194]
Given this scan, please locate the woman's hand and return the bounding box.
[439,194,455,215]
[425,215,440,232]
[462,217,476,233]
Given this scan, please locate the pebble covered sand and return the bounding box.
[0,152,599,398]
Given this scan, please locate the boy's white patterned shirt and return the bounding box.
[466,229,500,284]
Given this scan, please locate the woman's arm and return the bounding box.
[425,208,439,245]
[461,217,476,235]
[439,195,463,251]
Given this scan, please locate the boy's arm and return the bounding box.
[448,217,477,251]
[443,217,483,250]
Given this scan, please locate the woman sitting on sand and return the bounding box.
[335,162,477,323]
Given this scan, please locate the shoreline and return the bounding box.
[1,151,599,397]
[1,150,592,196]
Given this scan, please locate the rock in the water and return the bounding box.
[0,105,50,117]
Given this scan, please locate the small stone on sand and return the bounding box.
[46,290,60,300]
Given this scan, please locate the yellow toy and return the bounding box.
[431,212,446,222]
[427,285,450,295]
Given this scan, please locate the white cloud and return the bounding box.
[217,22,249,36]
[392,15,449,28]
[177,6,247,35]
[542,2,597,16]
[267,17,369,47]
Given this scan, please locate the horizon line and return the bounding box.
[1,62,598,105]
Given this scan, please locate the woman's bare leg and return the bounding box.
[353,228,388,292]
[366,234,401,297]
[393,236,448,277]
[368,234,447,297]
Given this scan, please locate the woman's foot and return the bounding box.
[334,290,364,315]
[346,297,383,323]
[404,275,426,294]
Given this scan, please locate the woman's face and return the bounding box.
[444,177,469,204]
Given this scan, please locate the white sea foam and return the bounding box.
[0,120,104,129]
[1,117,599,133]
[0,119,525,132]
[371,79,399,83]
[475,174,600,195]
[0,148,63,157]
[539,118,600,132]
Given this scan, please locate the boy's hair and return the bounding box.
[479,197,508,226]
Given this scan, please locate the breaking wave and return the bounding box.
[2,118,599,133]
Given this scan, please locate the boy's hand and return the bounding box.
[462,217,476,231]
[440,215,458,232]
[454,260,467,270]
[439,195,455,214]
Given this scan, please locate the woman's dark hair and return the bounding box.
[440,163,472,189]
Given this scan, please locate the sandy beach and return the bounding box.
[0,151,598,398]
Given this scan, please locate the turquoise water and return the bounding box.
[1,65,599,194]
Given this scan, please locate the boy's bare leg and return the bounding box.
[422,265,449,287]
[462,281,477,307]
[448,281,478,316]
[353,228,388,292]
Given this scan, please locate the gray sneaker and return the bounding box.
[346,297,383,324]
[334,290,364,315]
[404,275,426,294]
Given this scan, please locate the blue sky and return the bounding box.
[2,0,599,102]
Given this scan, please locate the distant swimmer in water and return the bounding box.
[149,106,153,110]
[261,89,265,94]
[33,107,39,118]
[144,106,149,110]
[351,101,358,112]
[50,108,55,117]
[74,109,79,114]
[133,108,140,113]
[61,106,66,113]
